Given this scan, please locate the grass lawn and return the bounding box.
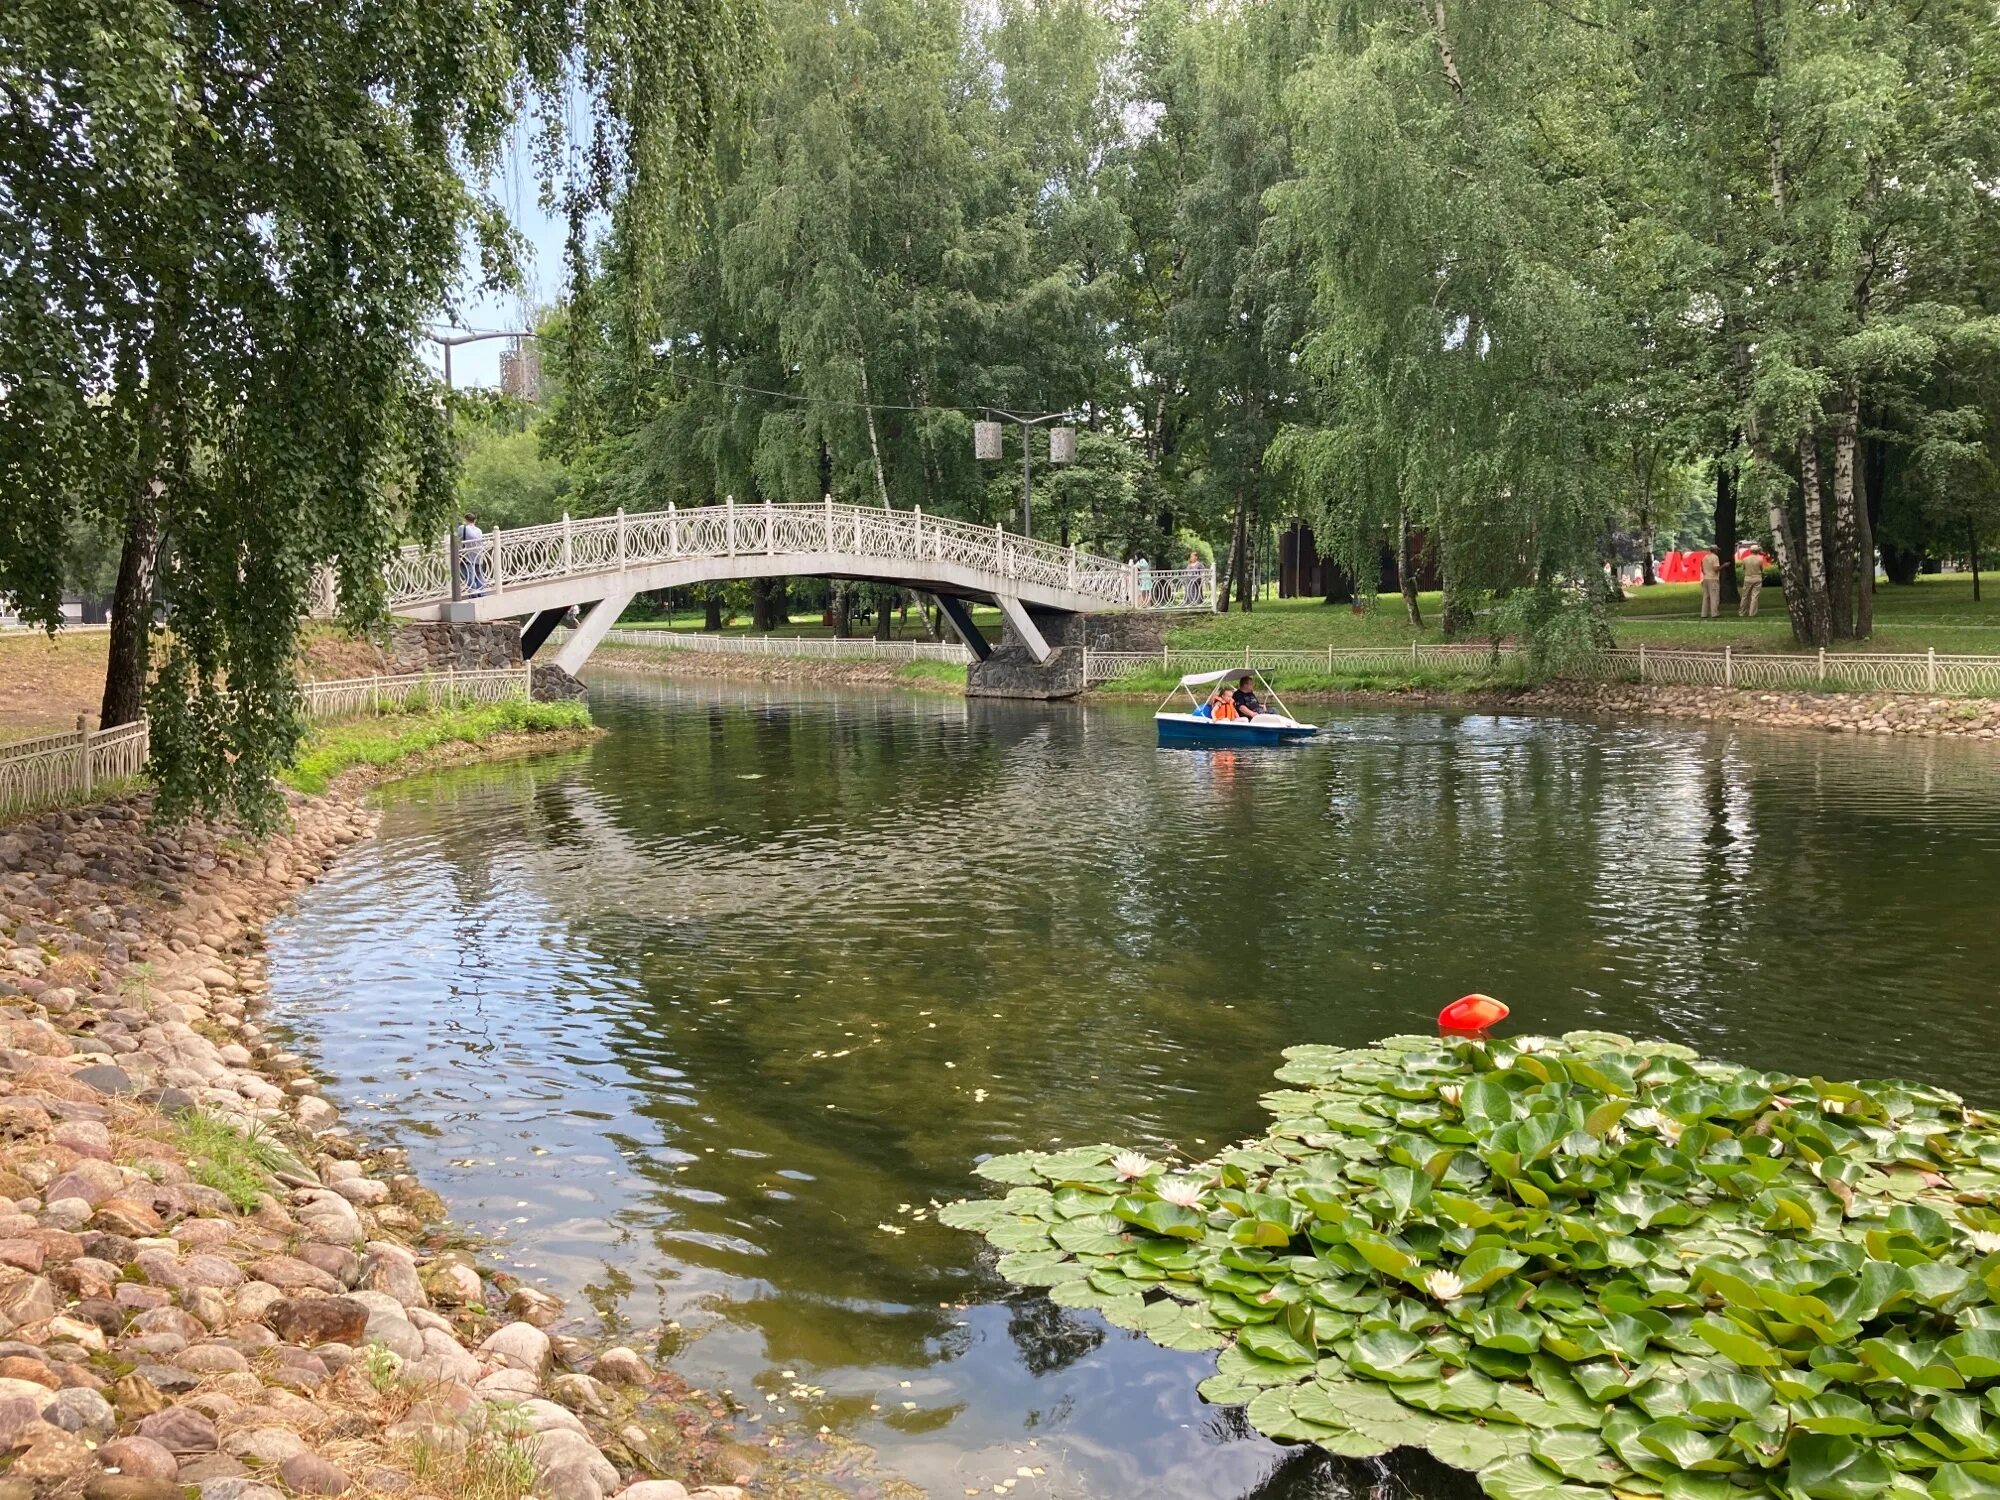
[1167,572,2000,657]
[0,630,113,743]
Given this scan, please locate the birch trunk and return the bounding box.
[1830,389,1861,639]
[1398,509,1423,627]
[857,357,890,508]
[1797,430,1833,646]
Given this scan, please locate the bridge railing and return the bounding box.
[387,501,1216,614]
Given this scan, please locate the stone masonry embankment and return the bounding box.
[1503,680,2000,739]
[0,791,750,1500]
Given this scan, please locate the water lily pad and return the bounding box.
[1350,1326,1443,1383]
[946,1033,2000,1500]
[1428,1420,1532,1471]
[1530,1428,1621,1484]
[1476,1452,1608,1500]
[1785,1433,1897,1499]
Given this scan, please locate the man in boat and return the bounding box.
[1230,673,1266,719]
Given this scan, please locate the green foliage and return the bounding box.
[455,395,574,532]
[948,1030,2000,1500]
[282,700,593,795]
[1489,587,1614,680]
[173,1111,299,1213]
[1,0,758,828]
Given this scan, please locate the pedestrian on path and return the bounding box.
[1738,548,1765,617]
[1700,549,1721,618]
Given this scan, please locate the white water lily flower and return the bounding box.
[1513,1037,1549,1054]
[1626,1107,1681,1142]
[1965,1229,2000,1255]
[1112,1151,1157,1181]
[1157,1177,1206,1209]
[1438,1084,1463,1108]
[1425,1269,1465,1303]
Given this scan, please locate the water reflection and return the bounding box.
[266,675,2000,1498]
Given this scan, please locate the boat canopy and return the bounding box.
[1177,667,1263,688]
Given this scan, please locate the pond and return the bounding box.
[265,672,2000,1499]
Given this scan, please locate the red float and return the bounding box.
[1438,993,1510,1036]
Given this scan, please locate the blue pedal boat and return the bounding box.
[1155,668,1320,747]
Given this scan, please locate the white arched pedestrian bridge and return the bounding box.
[385,499,1208,674]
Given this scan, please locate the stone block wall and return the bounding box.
[966,610,1169,700]
[387,622,521,673]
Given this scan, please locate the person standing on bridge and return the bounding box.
[458,511,486,596]
[1186,551,1205,607]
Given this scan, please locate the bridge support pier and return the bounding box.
[966,611,1168,700]
[520,608,570,661]
[553,589,635,676]
[934,596,991,660]
[992,596,1051,664]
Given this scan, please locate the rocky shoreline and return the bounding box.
[1499,679,2000,738]
[0,785,758,1500]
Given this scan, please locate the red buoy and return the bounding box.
[1439,993,1509,1037]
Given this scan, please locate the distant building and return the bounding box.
[499,337,541,402]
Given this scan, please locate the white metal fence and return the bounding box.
[298,666,534,719]
[590,627,2000,699]
[595,627,973,664]
[0,667,533,820]
[1084,641,2000,696]
[0,721,150,818]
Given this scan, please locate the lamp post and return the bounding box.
[974,410,1077,539]
[423,328,537,391]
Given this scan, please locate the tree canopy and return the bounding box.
[0,0,759,823]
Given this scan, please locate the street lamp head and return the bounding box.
[1049,425,1077,465]
[973,421,1004,461]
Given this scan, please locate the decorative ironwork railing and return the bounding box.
[0,668,533,820]
[579,629,2000,698]
[0,721,150,818]
[1081,642,2000,696]
[297,667,533,719]
[386,501,1217,614]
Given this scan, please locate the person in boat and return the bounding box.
[1230,673,1266,719]
[1195,682,1238,720]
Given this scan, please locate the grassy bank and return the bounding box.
[282,698,594,793]
[1167,572,2000,655]
[897,660,969,691]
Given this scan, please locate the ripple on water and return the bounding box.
[265,679,2000,1500]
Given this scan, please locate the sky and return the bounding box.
[420,134,570,391]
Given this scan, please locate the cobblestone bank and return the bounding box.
[0,792,788,1500]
